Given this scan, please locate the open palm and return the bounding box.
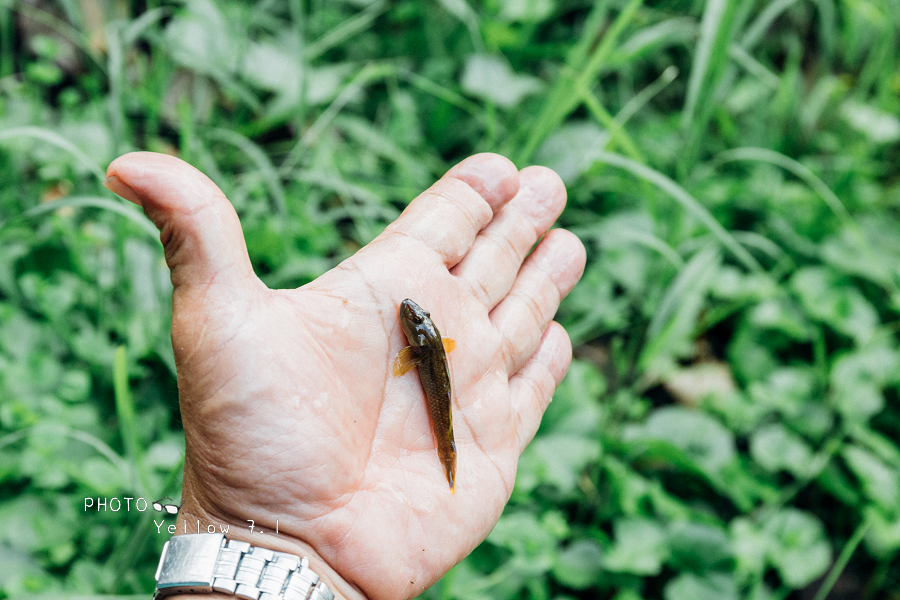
[106,152,585,600]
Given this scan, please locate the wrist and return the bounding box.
[157,508,364,600]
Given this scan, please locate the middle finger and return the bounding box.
[451,166,567,309]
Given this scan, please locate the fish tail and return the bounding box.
[444,446,457,493]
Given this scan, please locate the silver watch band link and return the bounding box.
[155,534,334,600]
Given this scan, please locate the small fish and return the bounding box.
[394,299,457,492]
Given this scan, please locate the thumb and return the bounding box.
[105,152,257,293]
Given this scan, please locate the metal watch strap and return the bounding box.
[154,533,335,600]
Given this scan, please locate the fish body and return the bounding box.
[395,299,457,492]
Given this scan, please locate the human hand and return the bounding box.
[104,152,585,600]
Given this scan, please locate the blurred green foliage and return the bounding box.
[1,0,899,598]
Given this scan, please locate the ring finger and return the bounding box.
[489,228,586,376]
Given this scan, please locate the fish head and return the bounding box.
[400,299,438,347]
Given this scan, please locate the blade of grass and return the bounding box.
[580,84,645,163]
[300,152,399,243]
[716,147,851,221]
[812,520,870,600]
[567,2,613,69]
[740,0,801,50]
[304,1,388,60]
[109,447,185,588]
[728,44,780,89]
[208,128,287,214]
[289,0,310,137]
[814,0,837,65]
[716,147,900,293]
[398,68,481,115]
[1,424,131,483]
[0,0,106,73]
[154,339,177,379]
[105,22,126,155]
[570,222,685,268]
[121,6,168,45]
[592,151,763,271]
[609,17,697,68]
[641,245,722,371]
[294,169,394,213]
[731,230,786,261]
[579,81,660,215]
[516,0,643,163]
[333,114,439,181]
[0,195,158,238]
[857,21,894,100]
[614,65,679,125]
[0,3,12,78]
[437,0,484,53]
[0,126,105,180]
[281,62,395,173]
[681,0,742,158]
[573,0,644,104]
[113,346,151,497]
[758,434,844,517]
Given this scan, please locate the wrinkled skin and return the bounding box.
[105,152,586,600]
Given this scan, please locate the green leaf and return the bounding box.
[603,518,668,575]
[750,423,814,478]
[664,572,737,600]
[816,462,862,506]
[728,320,779,383]
[461,54,542,109]
[74,457,127,496]
[498,0,555,22]
[0,546,50,596]
[842,445,900,513]
[552,539,603,589]
[820,224,897,287]
[830,343,900,389]
[666,521,732,572]
[487,511,558,574]
[681,0,740,131]
[534,121,610,183]
[840,100,900,143]
[763,508,831,589]
[163,0,240,77]
[747,367,814,419]
[863,506,900,558]
[444,559,510,600]
[527,434,602,494]
[641,247,722,374]
[748,298,811,340]
[539,359,605,436]
[627,406,736,476]
[145,439,186,472]
[241,40,302,99]
[830,344,900,422]
[57,369,91,403]
[790,267,878,345]
[730,517,768,580]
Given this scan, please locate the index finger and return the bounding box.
[381,153,520,268]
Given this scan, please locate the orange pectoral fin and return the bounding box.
[393,346,418,376]
[443,338,456,353]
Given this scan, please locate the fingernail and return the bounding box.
[103,175,143,206]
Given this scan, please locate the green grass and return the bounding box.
[1,0,900,599]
